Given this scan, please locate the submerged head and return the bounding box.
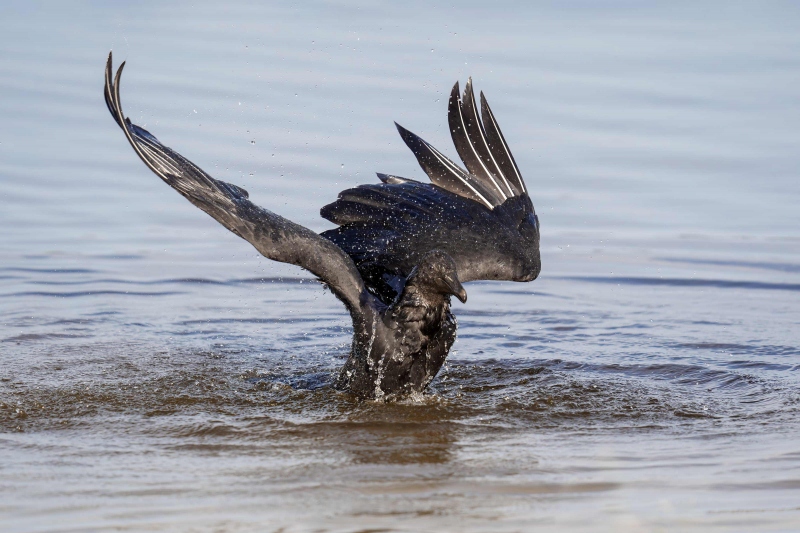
[502,194,541,282]
[409,250,467,303]
[517,211,541,282]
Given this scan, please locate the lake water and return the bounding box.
[2,2,800,531]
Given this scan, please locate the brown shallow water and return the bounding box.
[3,252,800,531]
[2,1,800,531]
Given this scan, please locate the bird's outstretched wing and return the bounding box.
[321,80,540,301]
[104,52,367,315]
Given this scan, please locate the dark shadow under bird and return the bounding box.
[103,52,540,399]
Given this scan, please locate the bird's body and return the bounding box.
[337,251,461,398]
[103,53,539,399]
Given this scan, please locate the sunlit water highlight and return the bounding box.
[1,2,800,531]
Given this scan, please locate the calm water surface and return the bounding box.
[2,2,800,531]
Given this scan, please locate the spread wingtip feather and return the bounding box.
[394,79,528,207]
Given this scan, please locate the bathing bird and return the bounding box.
[103,53,539,399]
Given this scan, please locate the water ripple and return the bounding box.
[0,290,185,298]
[563,276,800,292]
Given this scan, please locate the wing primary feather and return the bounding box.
[111,62,192,194]
[462,79,515,197]
[104,55,123,129]
[376,173,413,185]
[448,80,509,200]
[480,91,526,195]
[426,142,500,207]
[394,122,497,209]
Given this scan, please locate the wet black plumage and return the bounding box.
[103,53,539,399]
[321,176,539,303]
